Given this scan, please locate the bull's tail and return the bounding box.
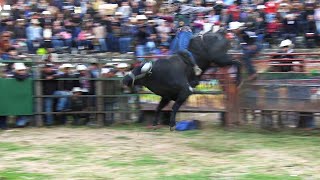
[232,60,242,87]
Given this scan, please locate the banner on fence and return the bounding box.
[0,78,33,115]
[140,80,225,110]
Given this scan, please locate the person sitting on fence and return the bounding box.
[270,39,302,72]
[228,21,261,81]
[70,87,89,125]
[54,63,80,124]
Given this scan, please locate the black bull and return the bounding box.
[122,31,241,130]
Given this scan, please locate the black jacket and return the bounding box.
[272,51,294,72]
[41,71,58,95]
[75,72,96,95]
[57,73,80,91]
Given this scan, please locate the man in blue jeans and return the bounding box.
[0,116,7,130]
[170,26,202,76]
[55,64,80,124]
[229,21,261,81]
[41,63,58,125]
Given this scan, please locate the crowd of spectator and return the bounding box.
[0,60,134,129]
[0,0,320,60]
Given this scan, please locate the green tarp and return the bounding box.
[0,78,33,115]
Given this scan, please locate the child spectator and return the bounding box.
[70,87,89,125]
[26,19,43,54]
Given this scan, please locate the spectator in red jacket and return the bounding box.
[265,18,283,46]
[264,0,279,23]
[227,2,240,21]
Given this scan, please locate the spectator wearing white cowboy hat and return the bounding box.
[76,64,96,96]
[228,21,261,81]
[101,64,116,78]
[53,63,80,124]
[279,39,294,49]
[12,63,30,81]
[115,63,129,77]
[12,63,31,127]
[271,39,296,72]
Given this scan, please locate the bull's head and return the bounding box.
[122,62,152,87]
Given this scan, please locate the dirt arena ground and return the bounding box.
[0,122,320,180]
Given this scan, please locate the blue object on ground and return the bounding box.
[175,120,199,131]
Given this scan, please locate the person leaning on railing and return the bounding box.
[101,64,118,125]
[10,63,31,127]
[41,63,58,126]
[53,63,80,125]
[75,64,97,120]
[270,39,295,72]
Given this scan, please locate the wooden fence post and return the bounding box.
[223,67,240,126]
[34,64,43,127]
[96,79,104,127]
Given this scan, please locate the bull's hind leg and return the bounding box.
[169,89,192,131]
[153,98,170,128]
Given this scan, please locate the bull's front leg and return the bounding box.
[169,89,192,131]
[153,98,170,129]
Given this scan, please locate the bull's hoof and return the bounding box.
[169,126,176,131]
[152,125,158,130]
